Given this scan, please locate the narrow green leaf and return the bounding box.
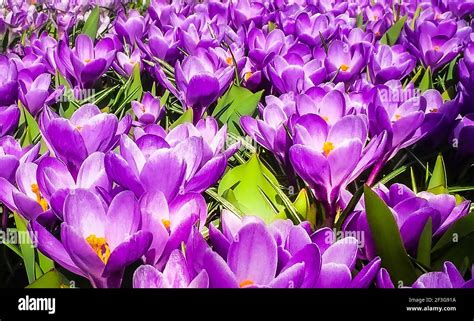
[432,213,474,253]
[14,213,36,283]
[419,66,433,92]
[82,6,100,39]
[169,108,193,130]
[380,16,407,46]
[38,251,55,274]
[410,167,417,194]
[364,185,417,285]
[127,63,143,102]
[427,154,447,194]
[21,106,40,147]
[26,269,70,288]
[218,154,286,223]
[205,189,244,218]
[263,173,302,224]
[212,85,263,135]
[411,6,422,29]
[417,218,432,267]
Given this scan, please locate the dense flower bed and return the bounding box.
[0,0,473,289]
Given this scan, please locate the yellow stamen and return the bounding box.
[162,219,171,230]
[395,114,402,120]
[226,57,233,65]
[75,125,83,131]
[86,234,111,264]
[239,279,254,288]
[84,58,91,63]
[323,141,334,157]
[340,64,350,72]
[322,116,329,122]
[31,183,48,211]
[244,71,252,81]
[434,46,440,51]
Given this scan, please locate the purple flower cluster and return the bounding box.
[0,0,473,289]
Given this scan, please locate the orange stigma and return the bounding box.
[86,235,111,264]
[31,183,48,211]
[429,108,438,113]
[244,71,252,81]
[395,114,402,120]
[340,64,350,72]
[323,141,334,157]
[162,219,171,230]
[84,58,91,63]
[239,279,254,288]
[226,56,233,65]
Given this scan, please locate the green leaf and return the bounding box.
[416,218,432,267]
[263,173,302,224]
[212,85,263,135]
[411,6,422,29]
[432,232,474,270]
[169,108,193,130]
[380,16,407,46]
[26,269,70,288]
[432,213,474,253]
[38,251,55,274]
[14,213,36,283]
[82,6,100,39]
[218,154,286,223]
[127,63,143,102]
[293,189,311,221]
[419,66,433,92]
[364,185,417,285]
[21,106,40,147]
[410,167,417,194]
[356,13,364,28]
[427,154,447,194]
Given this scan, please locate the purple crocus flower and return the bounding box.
[294,12,336,47]
[41,104,129,177]
[0,104,20,137]
[133,251,209,288]
[144,24,180,63]
[405,19,468,72]
[203,221,307,288]
[241,93,295,166]
[55,34,116,89]
[451,114,474,156]
[139,190,207,268]
[368,81,442,163]
[30,189,152,288]
[267,52,326,94]
[208,215,381,288]
[113,47,142,77]
[172,48,233,118]
[247,27,287,69]
[377,262,474,288]
[114,10,146,45]
[106,117,238,198]
[131,92,165,126]
[0,55,19,106]
[343,183,470,259]
[369,44,416,84]
[325,40,367,83]
[289,114,386,218]
[0,136,39,183]
[35,152,111,219]
[0,161,50,221]
[18,73,63,116]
